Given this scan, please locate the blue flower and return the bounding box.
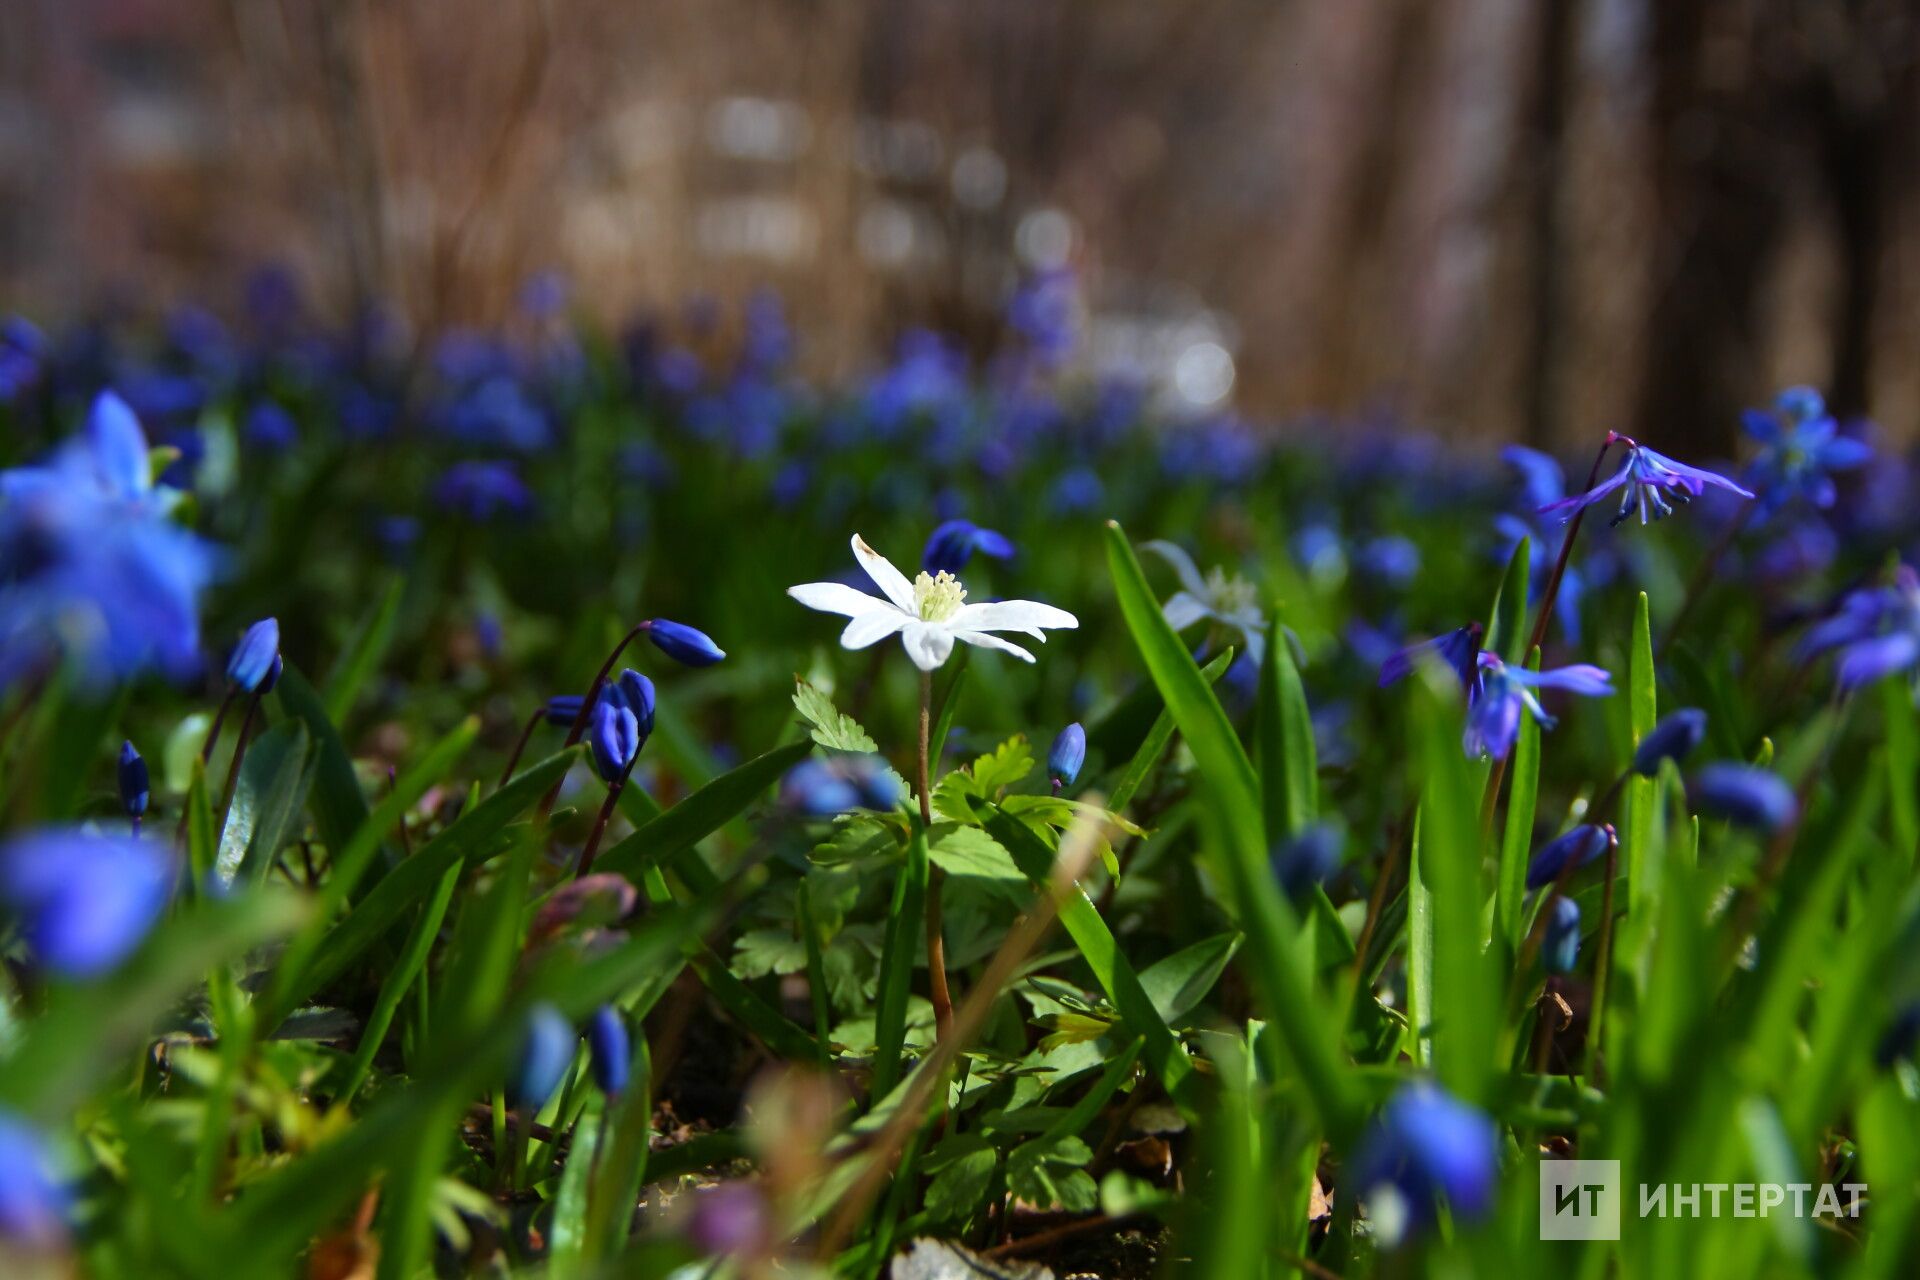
[1465,653,1613,761]
[118,740,149,818]
[1497,448,1586,642]
[1540,437,1753,527]
[588,702,642,785]
[1796,566,1920,691]
[1047,723,1086,791]
[435,461,532,521]
[1741,386,1873,513]
[226,618,280,692]
[0,1109,67,1248]
[1349,1083,1500,1243]
[0,830,175,978]
[544,694,586,727]
[586,1005,631,1096]
[1542,897,1582,975]
[782,756,901,816]
[1357,535,1420,588]
[1689,763,1796,833]
[507,1003,575,1111]
[644,619,727,668]
[0,318,48,404]
[599,668,658,738]
[923,520,1016,577]
[1379,624,1481,691]
[243,401,298,453]
[1632,709,1707,777]
[1271,823,1343,900]
[1526,824,1613,890]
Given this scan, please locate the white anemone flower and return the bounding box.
[1142,540,1267,666]
[789,534,1078,672]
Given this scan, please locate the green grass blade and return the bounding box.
[1485,536,1531,664]
[1256,628,1317,840]
[1107,647,1234,817]
[869,829,929,1102]
[324,575,404,725]
[596,740,811,882]
[222,721,312,885]
[1495,648,1542,955]
[274,664,380,876]
[336,857,462,1103]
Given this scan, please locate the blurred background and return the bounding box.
[2,0,1917,452]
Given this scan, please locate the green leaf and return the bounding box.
[924,1147,997,1224]
[324,575,404,725]
[870,829,930,1101]
[1256,629,1317,840]
[731,927,809,980]
[1485,535,1531,664]
[1107,647,1235,817]
[595,741,812,882]
[219,721,313,885]
[1624,592,1660,922]
[792,678,879,752]
[927,825,1025,884]
[968,735,1035,796]
[335,856,462,1102]
[1139,933,1240,1024]
[1495,648,1542,955]
[274,664,380,879]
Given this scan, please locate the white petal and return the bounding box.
[1161,592,1212,631]
[789,582,893,617]
[1143,540,1209,598]
[899,622,956,671]
[1242,625,1266,668]
[841,610,911,649]
[950,599,1078,637]
[953,630,1035,662]
[852,534,918,614]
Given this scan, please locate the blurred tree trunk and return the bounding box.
[1521,0,1580,447]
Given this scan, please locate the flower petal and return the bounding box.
[950,599,1078,636]
[1161,592,1212,632]
[1838,631,1920,689]
[841,610,911,650]
[952,630,1036,662]
[1142,540,1210,598]
[852,534,918,614]
[789,582,893,618]
[899,622,955,671]
[1539,464,1631,520]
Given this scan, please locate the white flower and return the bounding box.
[1142,539,1267,666]
[788,534,1078,672]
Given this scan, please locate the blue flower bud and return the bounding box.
[644,619,726,667]
[586,1005,631,1096]
[0,1109,68,1248]
[118,741,149,817]
[589,703,642,784]
[1632,708,1707,777]
[506,1003,575,1111]
[260,653,283,694]
[782,755,898,816]
[1525,824,1612,890]
[1271,822,1343,900]
[1542,897,1581,974]
[1689,763,1796,833]
[544,694,585,727]
[1047,722,1086,790]
[602,669,658,738]
[0,830,175,978]
[922,519,1016,576]
[1349,1083,1499,1244]
[226,618,280,692]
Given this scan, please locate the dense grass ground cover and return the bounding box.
[0,283,1917,1278]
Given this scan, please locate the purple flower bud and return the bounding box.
[1542,897,1581,974]
[586,1005,631,1096]
[685,1182,770,1258]
[506,1003,575,1111]
[1632,708,1707,777]
[1525,824,1612,890]
[1689,763,1796,833]
[1047,722,1086,790]
[118,741,149,818]
[544,695,585,727]
[588,703,641,785]
[0,830,175,978]
[0,1109,67,1248]
[226,618,281,692]
[531,874,638,939]
[1349,1083,1499,1244]
[643,619,726,667]
[922,519,1016,577]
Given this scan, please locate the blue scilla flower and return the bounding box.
[1690,763,1796,833]
[1271,823,1343,900]
[1632,708,1707,777]
[1796,566,1920,691]
[600,669,658,738]
[1357,535,1420,589]
[782,756,901,817]
[1526,824,1613,890]
[644,619,726,668]
[1497,447,1587,642]
[1005,268,1080,366]
[1466,652,1613,761]
[1540,436,1753,527]
[1379,623,1481,692]
[589,702,642,785]
[923,520,1016,578]
[0,392,218,689]
[0,1109,67,1248]
[0,830,175,978]
[1741,386,1873,514]
[1350,1083,1500,1244]
[507,1003,575,1111]
[435,460,532,521]
[0,317,48,403]
[118,741,149,818]
[586,1005,631,1096]
[1047,723,1086,792]
[243,400,298,453]
[1542,897,1582,975]
[226,618,280,692]
[544,694,585,727]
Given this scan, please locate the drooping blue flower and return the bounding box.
[1741,386,1873,514]
[0,1109,67,1248]
[226,618,280,692]
[586,1005,631,1096]
[1795,566,1920,691]
[600,669,658,738]
[589,702,642,785]
[1379,624,1481,691]
[1689,763,1796,833]
[118,741,149,818]
[1465,652,1613,761]
[1349,1083,1500,1244]
[544,694,586,727]
[1271,823,1343,900]
[506,1003,575,1111]
[644,619,726,668]
[0,830,175,978]
[1047,723,1086,791]
[1632,709,1707,777]
[922,520,1016,577]
[1525,823,1613,889]
[782,756,901,817]
[1540,437,1753,527]
[1542,897,1582,975]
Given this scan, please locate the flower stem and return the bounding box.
[200,686,238,764]
[1583,834,1621,1083]
[577,778,624,877]
[919,671,954,1043]
[215,692,263,826]
[540,621,650,818]
[498,708,545,788]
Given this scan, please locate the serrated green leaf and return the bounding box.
[793,677,880,752]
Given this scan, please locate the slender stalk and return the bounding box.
[199,686,238,764]
[215,693,263,823]
[920,670,954,1043]
[1583,835,1621,1082]
[576,780,624,877]
[1657,499,1756,659]
[497,708,545,788]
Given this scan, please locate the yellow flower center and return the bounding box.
[1207,566,1257,615]
[914,570,967,622]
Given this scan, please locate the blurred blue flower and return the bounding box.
[243,400,298,453]
[0,830,175,978]
[782,756,900,816]
[1357,535,1420,588]
[1006,268,1080,367]
[1741,386,1873,514]
[1751,518,1837,585]
[923,520,1015,577]
[1466,652,1612,761]
[1690,763,1796,833]
[1048,465,1104,514]
[118,740,149,818]
[1271,823,1342,900]
[586,1005,631,1096]
[507,1003,575,1110]
[1525,823,1612,889]
[1541,438,1752,527]
[1496,447,1587,642]
[0,1109,67,1248]
[645,619,726,667]
[1796,566,1920,690]
[1291,523,1347,584]
[435,461,532,520]
[1350,1083,1499,1244]
[1632,709,1707,777]
[1047,722,1086,791]
[0,317,48,403]
[589,702,642,784]
[1378,624,1480,691]
[1542,897,1582,974]
[226,617,280,692]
